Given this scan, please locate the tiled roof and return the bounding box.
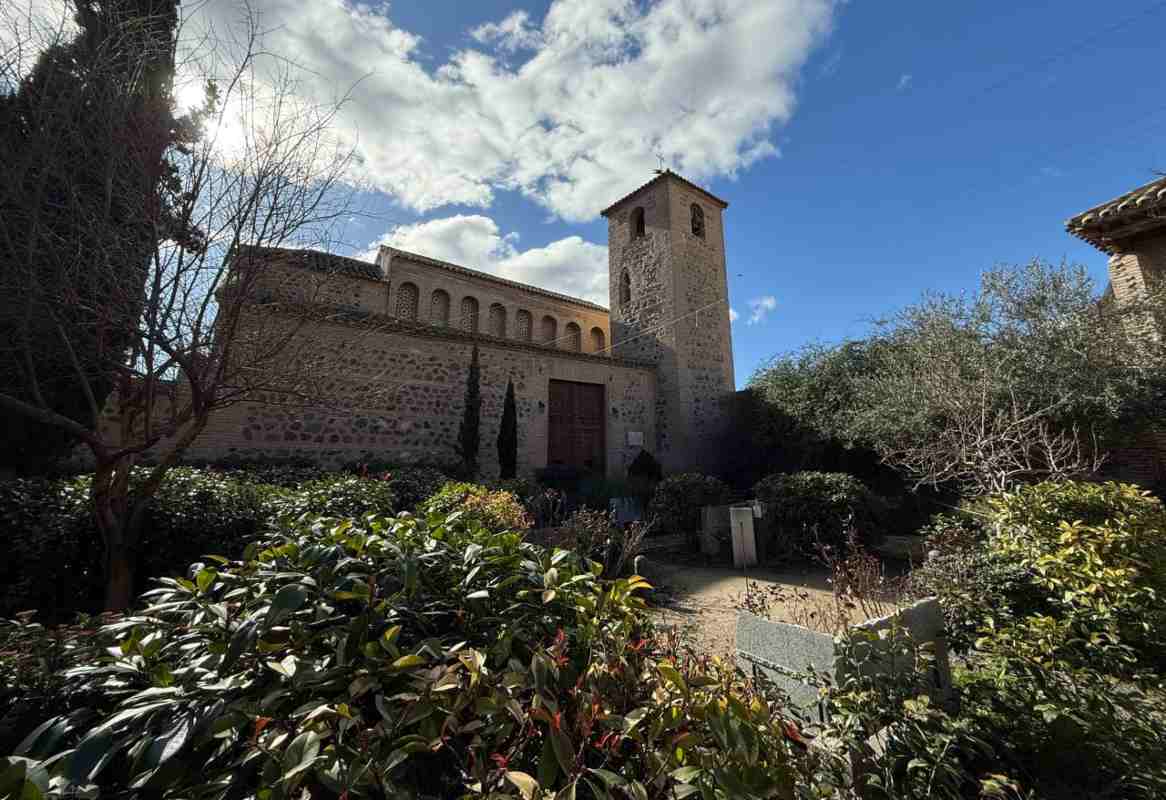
[1066,175,1166,254]
[382,247,609,313]
[600,169,729,217]
[236,245,382,281]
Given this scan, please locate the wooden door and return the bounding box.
[547,380,606,474]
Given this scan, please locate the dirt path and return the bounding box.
[645,559,842,658]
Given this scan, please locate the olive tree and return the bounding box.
[753,260,1165,495]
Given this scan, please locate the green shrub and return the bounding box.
[0,615,109,754]
[5,513,828,799]
[0,470,277,620]
[753,471,881,554]
[422,481,533,532]
[265,474,399,520]
[876,480,1166,797]
[0,479,94,618]
[377,466,450,510]
[648,473,730,540]
[908,545,1045,654]
[821,602,1166,799]
[986,480,1166,672]
[487,477,540,504]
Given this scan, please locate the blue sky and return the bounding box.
[365,1,1165,387]
[25,0,1162,387]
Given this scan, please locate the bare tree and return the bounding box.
[0,4,361,609]
[862,347,1105,495]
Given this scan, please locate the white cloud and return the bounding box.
[471,10,543,53]
[179,0,838,221]
[896,73,913,91]
[747,295,777,325]
[363,215,610,305]
[729,307,740,323]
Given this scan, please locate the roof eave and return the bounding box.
[600,170,729,217]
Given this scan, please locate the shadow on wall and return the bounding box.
[721,388,953,528]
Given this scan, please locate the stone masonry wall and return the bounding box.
[607,184,679,460]
[605,174,735,472]
[666,182,735,471]
[1103,229,1166,488]
[182,315,655,479]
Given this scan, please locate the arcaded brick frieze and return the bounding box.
[379,248,612,356]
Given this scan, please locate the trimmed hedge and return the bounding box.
[647,473,731,540]
[752,471,881,554]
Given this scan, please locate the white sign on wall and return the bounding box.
[626,431,644,447]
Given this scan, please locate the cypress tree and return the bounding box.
[456,344,481,478]
[0,0,192,472]
[498,377,518,479]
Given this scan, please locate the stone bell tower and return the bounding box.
[601,170,735,473]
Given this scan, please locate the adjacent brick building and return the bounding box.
[1066,174,1166,487]
[175,170,737,478]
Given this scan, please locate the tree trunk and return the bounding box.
[104,543,135,612]
[92,455,136,612]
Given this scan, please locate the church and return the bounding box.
[184,170,738,478]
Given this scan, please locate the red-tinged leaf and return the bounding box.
[782,720,807,746]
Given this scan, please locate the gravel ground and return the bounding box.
[643,556,847,658]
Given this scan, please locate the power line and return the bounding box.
[974,0,1166,98]
[347,295,733,396]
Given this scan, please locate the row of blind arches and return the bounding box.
[394,284,606,353]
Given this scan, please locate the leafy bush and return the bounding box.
[0,479,94,619]
[0,615,109,754]
[872,480,1166,798]
[377,466,450,510]
[986,480,1166,672]
[0,470,277,620]
[4,513,834,799]
[908,510,1046,654]
[753,471,881,554]
[267,474,398,519]
[647,473,730,540]
[422,481,533,532]
[487,478,540,504]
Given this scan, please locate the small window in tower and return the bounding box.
[516,309,532,341]
[691,203,705,238]
[630,206,645,240]
[619,269,632,307]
